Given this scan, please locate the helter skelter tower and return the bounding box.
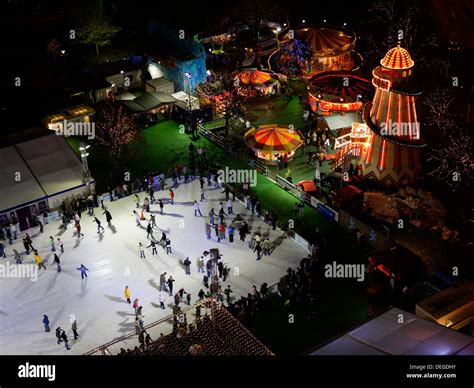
[360,43,426,187]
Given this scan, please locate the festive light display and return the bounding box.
[359,43,425,187]
[244,124,303,164]
[307,72,371,113]
[234,69,285,97]
[277,25,357,77]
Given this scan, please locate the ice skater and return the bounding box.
[184,257,191,275]
[53,254,61,272]
[159,273,167,291]
[146,240,158,255]
[208,208,216,225]
[158,199,164,214]
[169,189,175,204]
[33,251,46,270]
[197,256,205,273]
[124,286,131,303]
[133,298,140,314]
[0,242,5,258]
[103,209,113,226]
[200,187,205,201]
[72,320,79,340]
[25,233,34,250]
[254,242,263,261]
[22,238,30,255]
[13,249,22,264]
[138,242,146,259]
[42,315,50,332]
[167,275,175,296]
[57,238,64,253]
[159,292,165,309]
[133,210,141,226]
[193,201,202,216]
[134,193,140,209]
[218,208,227,224]
[49,236,56,252]
[165,238,172,254]
[93,217,105,233]
[56,327,62,344]
[77,264,89,279]
[227,199,233,214]
[75,222,84,238]
[146,223,154,240]
[149,214,157,228]
[61,330,70,350]
[159,232,167,248]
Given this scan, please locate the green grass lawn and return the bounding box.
[246,96,305,128]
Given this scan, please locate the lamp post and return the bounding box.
[356,94,362,122]
[184,72,192,111]
[79,143,91,193]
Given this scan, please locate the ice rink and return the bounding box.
[0,179,307,355]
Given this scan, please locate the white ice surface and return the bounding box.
[0,179,307,355]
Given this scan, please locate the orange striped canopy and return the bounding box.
[244,124,303,152]
[380,44,414,69]
[237,70,279,87]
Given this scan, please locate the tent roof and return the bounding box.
[122,91,177,112]
[281,25,356,54]
[310,308,474,355]
[146,77,173,89]
[15,135,85,197]
[244,124,303,152]
[0,146,46,212]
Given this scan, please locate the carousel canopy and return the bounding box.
[308,71,371,102]
[236,69,281,87]
[244,124,303,152]
[280,25,356,56]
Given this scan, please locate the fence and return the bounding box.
[198,125,339,223]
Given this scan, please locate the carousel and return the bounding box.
[244,124,303,164]
[234,69,286,97]
[307,71,371,114]
[275,24,361,77]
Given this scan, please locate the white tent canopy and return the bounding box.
[0,146,46,213]
[16,135,85,197]
[1,134,90,215]
[310,308,474,355]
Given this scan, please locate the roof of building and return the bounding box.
[1,134,86,213]
[416,283,474,319]
[310,308,474,355]
[146,77,174,89]
[0,146,47,212]
[15,134,85,198]
[42,105,95,126]
[381,43,415,69]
